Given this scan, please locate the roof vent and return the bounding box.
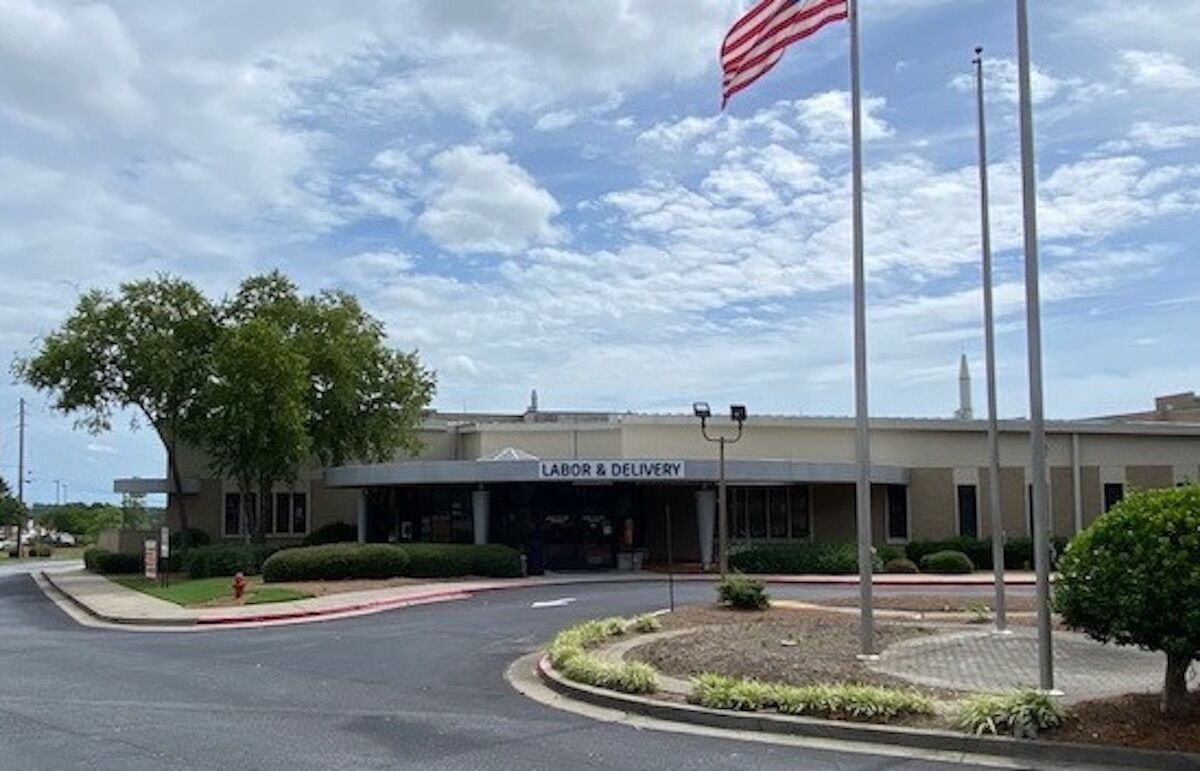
[480,446,538,461]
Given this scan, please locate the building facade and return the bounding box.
[115,393,1200,570]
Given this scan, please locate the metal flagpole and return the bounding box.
[973,47,1008,635]
[848,0,875,658]
[1015,0,1054,690]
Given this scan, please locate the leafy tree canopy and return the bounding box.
[1055,485,1200,715]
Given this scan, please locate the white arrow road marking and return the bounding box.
[530,597,577,608]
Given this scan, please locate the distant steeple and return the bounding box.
[955,354,974,420]
[529,388,539,413]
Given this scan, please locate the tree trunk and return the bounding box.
[1162,652,1192,716]
[238,479,253,545]
[254,477,272,545]
[166,439,191,541]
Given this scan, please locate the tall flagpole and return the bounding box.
[848,0,875,658]
[1015,0,1054,690]
[973,47,1008,635]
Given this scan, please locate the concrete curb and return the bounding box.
[40,570,196,627]
[536,657,1197,771]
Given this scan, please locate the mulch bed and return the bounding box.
[1048,692,1200,754]
[820,594,1038,614]
[628,604,946,694]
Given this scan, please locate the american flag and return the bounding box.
[721,0,849,107]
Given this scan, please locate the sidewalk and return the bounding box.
[40,569,1040,629]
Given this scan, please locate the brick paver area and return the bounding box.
[871,627,1197,703]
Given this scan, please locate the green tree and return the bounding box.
[35,503,123,538]
[0,476,25,536]
[16,276,217,538]
[208,272,434,535]
[1055,485,1200,715]
[195,316,310,542]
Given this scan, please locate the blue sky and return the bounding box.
[1,0,1198,504]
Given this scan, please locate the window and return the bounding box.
[728,486,809,541]
[224,493,241,537]
[1103,483,1124,512]
[957,485,979,538]
[886,485,908,541]
[269,491,308,536]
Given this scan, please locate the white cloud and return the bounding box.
[534,110,578,132]
[1118,50,1200,90]
[949,58,1116,106]
[416,145,563,255]
[1103,121,1200,152]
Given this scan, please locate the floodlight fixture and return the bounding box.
[730,404,747,424]
[692,402,712,419]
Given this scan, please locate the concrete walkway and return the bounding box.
[871,627,1198,703]
[40,568,1040,627]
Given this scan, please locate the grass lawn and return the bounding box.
[110,575,312,607]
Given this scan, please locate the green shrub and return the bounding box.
[1003,536,1070,570]
[262,543,410,582]
[918,550,975,574]
[955,688,1064,738]
[400,543,522,578]
[907,538,993,570]
[463,544,524,578]
[546,617,657,693]
[170,528,210,551]
[876,544,906,564]
[730,542,880,574]
[300,521,358,547]
[1055,485,1200,715]
[631,613,662,633]
[716,574,770,610]
[690,674,935,719]
[83,548,143,574]
[26,544,52,558]
[559,653,658,694]
[184,544,278,578]
[882,557,919,574]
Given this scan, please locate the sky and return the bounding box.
[1,0,1198,504]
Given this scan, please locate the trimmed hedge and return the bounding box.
[729,542,882,575]
[906,536,1072,571]
[184,544,279,579]
[262,544,410,582]
[261,543,523,583]
[301,521,358,547]
[83,548,143,574]
[170,528,211,551]
[403,543,523,578]
[919,549,975,574]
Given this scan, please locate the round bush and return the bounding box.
[918,550,975,574]
[882,557,919,574]
[716,574,770,610]
[262,544,410,582]
[301,521,358,547]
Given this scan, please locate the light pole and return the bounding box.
[693,402,747,576]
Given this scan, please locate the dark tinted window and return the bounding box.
[223,493,240,537]
[886,485,908,540]
[1103,483,1124,512]
[957,485,978,538]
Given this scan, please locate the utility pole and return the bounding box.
[54,479,61,506]
[17,398,26,558]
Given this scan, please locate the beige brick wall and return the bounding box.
[908,468,953,540]
[1126,465,1173,492]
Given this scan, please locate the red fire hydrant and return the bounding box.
[232,571,247,600]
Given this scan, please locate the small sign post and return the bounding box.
[159,526,170,587]
[143,539,158,581]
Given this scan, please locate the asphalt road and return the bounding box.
[0,574,1035,771]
